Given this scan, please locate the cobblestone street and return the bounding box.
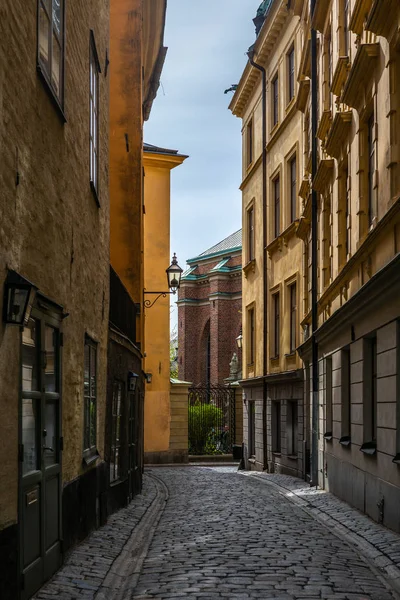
[34,467,400,600]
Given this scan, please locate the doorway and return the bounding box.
[19,306,62,599]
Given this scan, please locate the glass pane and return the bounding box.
[84,398,90,450]
[90,398,96,447]
[84,345,90,395]
[90,346,96,396]
[44,402,57,467]
[22,320,39,392]
[45,326,57,392]
[22,399,38,475]
[7,287,29,324]
[39,5,50,72]
[52,35,61,98]
[52,0,62,37]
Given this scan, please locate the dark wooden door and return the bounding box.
[127,390,140,501]
[20,309,62,599]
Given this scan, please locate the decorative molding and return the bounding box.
[299,177,310,200]
[331,56,350,96]
[349,0,373,36]
[313,159,334,193]
[316,109,332,141]
[367,0,399,39]
[296,78,310,113]
[325,111,352,159]
[342,43,379,111]
[243,259,256,277]
[298,36,311,80]
[312,0,332,33]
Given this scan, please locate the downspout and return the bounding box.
[247,49,268,471]
[310,0,319,486]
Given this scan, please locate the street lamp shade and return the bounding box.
[236,327,243,350]
[166,253,183,293]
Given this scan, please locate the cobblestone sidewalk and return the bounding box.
[242,471,400,595]
[33,474,159,600]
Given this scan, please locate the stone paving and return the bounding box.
[34,466,400,600]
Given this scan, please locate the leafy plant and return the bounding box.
[188,402,224,455]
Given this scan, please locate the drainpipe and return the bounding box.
[310,0,319,486]
[247,49,268,471]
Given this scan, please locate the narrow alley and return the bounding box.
[34,467,400,600]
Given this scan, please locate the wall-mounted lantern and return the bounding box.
[144,253,183,309]
[145,372,152,384]
[128,371,139,392]
[3,270,37,326]
[236,327,243,350]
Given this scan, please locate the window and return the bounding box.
[272,75,279,127]
[287,401,298,456]
[248,401,256,457]
[325,356,333,437]
[38,0,64,105]
[90,32,101,200]
[288,46,295,102]
[289,283,297,353]
[340,347,351,443]
[274,176,280,238]
[247,205,255,262]
[110,381,123,482]
[247,119,253,167]
[272,292,280,358]
[84,337,97,453]
[338,165,350,266]
[272,401,281,452]
[343,0,350,57]
[368,115,375,225]
[289,156,297,222]
[247,308,255,365]
[363,335,377,444]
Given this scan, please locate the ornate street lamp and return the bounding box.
[144,253,183,309]
[3,270,37,326]
[236,327,243,350]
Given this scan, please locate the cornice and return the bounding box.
[143,151,188,171]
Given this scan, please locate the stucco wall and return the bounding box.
[0,0,110,532]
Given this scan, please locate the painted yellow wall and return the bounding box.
[143,150,186,454]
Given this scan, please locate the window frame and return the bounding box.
[272,401,281,453]
[289,155,297,223]
[287,45,295,103]
[340,347,351,445]
[37,0,66,117]
[247,204,255,262]
[287,400,298,456]
[272,292,280,359]
[363,335,377,446]
[289,282,297,354]
[272,74,279,128]
[248,401,256,457]
[246,118,253,168]
[367,114,376,226]
[89,30,101,206]
[325,356,333,439]
[247,307,255,366]
[273,175,281,238]
[83,335,98,459]
[110,380,123,483]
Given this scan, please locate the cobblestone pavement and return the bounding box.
[34,466,400,600]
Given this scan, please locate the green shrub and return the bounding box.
[188,402,223,455]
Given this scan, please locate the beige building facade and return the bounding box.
[230,0,306,477]
[297,0,400,533]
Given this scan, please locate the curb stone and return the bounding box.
[239,471,400,599]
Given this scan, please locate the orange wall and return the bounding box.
[143,151,186,453]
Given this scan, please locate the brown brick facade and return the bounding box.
[177,233,242,385]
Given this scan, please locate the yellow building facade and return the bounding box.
[143,143,187,463]
[297,0,400,533]
[230,0,306,476]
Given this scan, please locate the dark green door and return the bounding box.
[20,308,62,599]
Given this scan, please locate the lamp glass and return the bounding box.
[166,254,183,293]
[236,334,243,349]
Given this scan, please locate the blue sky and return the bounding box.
[145,1,261,319]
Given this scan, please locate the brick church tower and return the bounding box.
[177,230,242,385]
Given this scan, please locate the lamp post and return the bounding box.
[143,253,183,309]
[3,270,38,326]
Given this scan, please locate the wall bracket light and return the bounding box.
[144,253,183,309]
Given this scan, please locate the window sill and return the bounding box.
[339,436,351,447]
[82,450,100,466]
[360,440,377,456]
[243,259,256,277]
[285,351,296,358]
[90,181,100,207]
[37,63,66,124]
[270,355,280,362]
[392,453,400,465]
[272,452,281,457]
[287,454,298,460]
[285,96,296,114]
[248,457,256,464]
[324,432,333,441]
